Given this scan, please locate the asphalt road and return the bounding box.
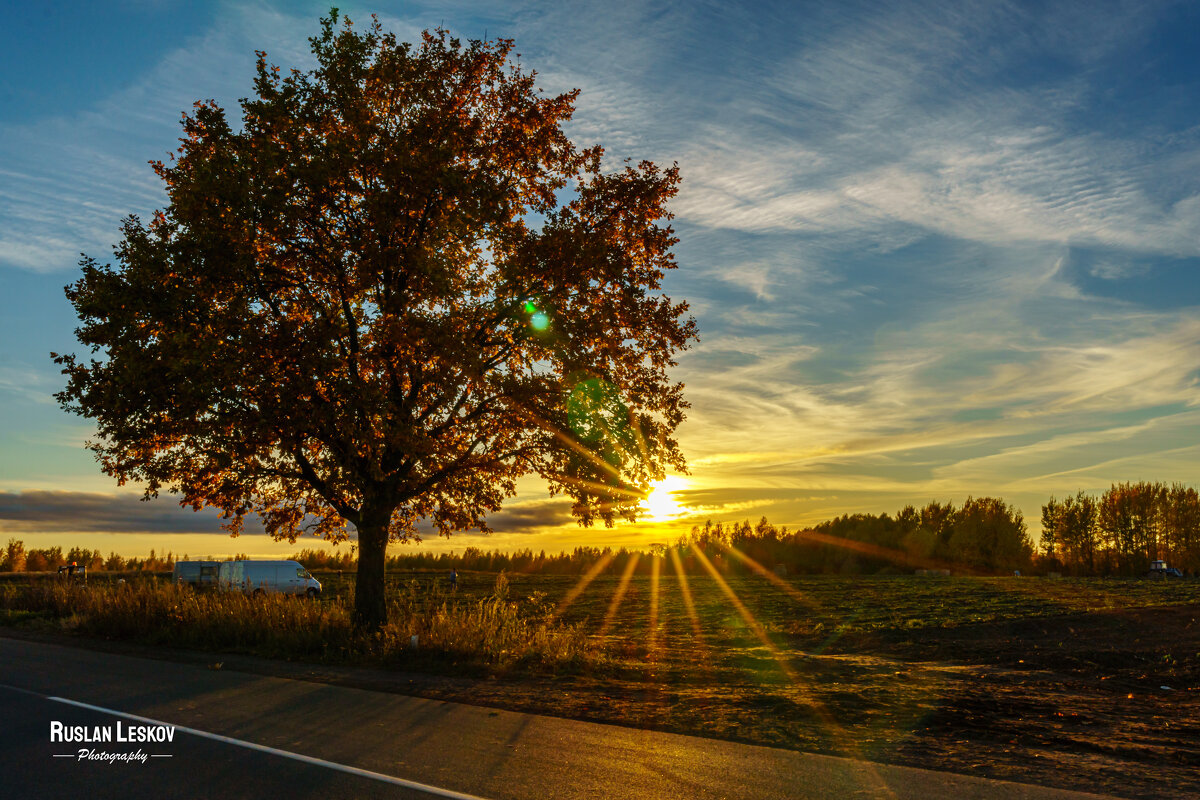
[0,635,1123,800]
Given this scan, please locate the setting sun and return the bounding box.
[645,476,689,521]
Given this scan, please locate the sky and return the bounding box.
[1,0,1198,559]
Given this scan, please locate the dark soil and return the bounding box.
[842,605,1200,798]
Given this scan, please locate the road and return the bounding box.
[0,635,1123,800]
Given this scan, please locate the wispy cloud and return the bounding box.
[0,364,58,406]
[4,0,1198,545]
[0,4,320,274]
[665,1,1200,259]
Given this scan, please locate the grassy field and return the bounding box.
[2,568,1197,798]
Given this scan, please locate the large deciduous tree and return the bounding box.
[53,12,696,631]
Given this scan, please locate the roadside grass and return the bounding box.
[0,572,592,673]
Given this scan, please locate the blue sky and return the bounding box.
[1,0,1198,557]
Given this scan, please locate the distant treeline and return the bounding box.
[1041,482,1199,576]
[4,484,1194,577]
[0,541,247,573]
[297,495,1036,576]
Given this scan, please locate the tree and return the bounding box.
[918,500,957,559]
[53,12,696,631]
[1,539,25,572]
[1039,496,1060,563]
[1163,484,1200,571]
[945,496,1031,572]
[1098,482,1160,574]
[1041,491,1098,575]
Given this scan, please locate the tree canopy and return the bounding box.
[1043,482,1200,575]
[53,11,696,629]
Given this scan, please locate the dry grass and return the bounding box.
[0,573,591,672]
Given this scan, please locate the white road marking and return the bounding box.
[2,682,492,800]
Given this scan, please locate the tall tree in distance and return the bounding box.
[1098,482,1163,574]
[1163,484,1200,571]
[1041,491,1098,575]
[53,12,696,631]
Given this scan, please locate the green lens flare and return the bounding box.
[523,301,537,314]
[530,312,549,330]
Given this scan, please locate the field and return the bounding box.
[2,569,1197,798]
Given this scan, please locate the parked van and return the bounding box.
[218,560,322,597]
[173,560,221,588]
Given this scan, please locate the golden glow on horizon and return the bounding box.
[644,475,689,521]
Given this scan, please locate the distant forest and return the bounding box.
[2,482,1195,577]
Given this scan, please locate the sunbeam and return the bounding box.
[689,544,802,678]
[647,555,661,664]
[552,472,646,501]
[669,547,707,644]
[721,544,822,612]
[689,544,898,798]
[598,552,641,639]
[554,550,617,617]
[798,530,970,575]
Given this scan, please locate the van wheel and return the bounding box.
[306,588,318,600]
[252,589,265,598]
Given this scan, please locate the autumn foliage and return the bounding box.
[1042,482,1200,575]
[53,12,695,630]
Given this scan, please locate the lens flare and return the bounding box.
[530,311,549,330]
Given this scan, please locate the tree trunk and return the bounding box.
[353,521,389,633]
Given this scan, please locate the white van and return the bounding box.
[173,560,221,588]
[217,560,321,598]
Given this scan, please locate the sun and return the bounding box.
[644,475,689,521]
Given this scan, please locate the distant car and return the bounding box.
[172,560,221,588]
[217,560,322,597]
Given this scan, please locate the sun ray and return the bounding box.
[554,550,616,617]
[647,555,661,664]
[689,544,898,798]
[598,552,641,639]
[552,472,646,501]
[669,547,707,644]
[721,544,823,612]
[689,544,800,676]
[509,401,625,480]
[627,408,651,467]
[798,529,970,575]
